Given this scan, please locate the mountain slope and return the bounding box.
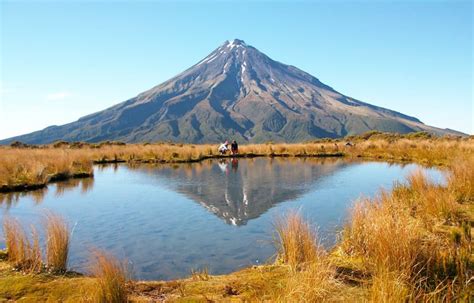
[0,39,462,144]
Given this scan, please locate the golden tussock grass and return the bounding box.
[0,148,93,188]
[341,165,472,301]
[447,156,474,204]
[44,212,70,273]
[278,260,345,302]
[273,212,358,302]
[90,250,128,303]
[274,210,321,270]
[368,269,411,303]
[2,217,42,273]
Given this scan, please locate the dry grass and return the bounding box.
[341,162,472,301]
[1,134,473,191]
[342,195,424,276]
[278,260,345,302]
[190,267,210,281]
[44,212,70,273]
[448,156,474,204]
[0,148,93,188]
[0,133,472,301]
[2,217,42,272]
[90,250,128,303]
[273,212,360,302]
[274,211,321,270]
[368,269,410,303]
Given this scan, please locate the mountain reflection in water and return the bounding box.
[128,158,348,226]
[0,158,443,280]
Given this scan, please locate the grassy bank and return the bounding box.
[1,132,472,192]
[0,142,472,301]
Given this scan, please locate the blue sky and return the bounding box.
[0,0,472,139]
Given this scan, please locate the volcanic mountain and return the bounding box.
[1,39,462,144]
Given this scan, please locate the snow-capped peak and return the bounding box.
[225,39,247,50]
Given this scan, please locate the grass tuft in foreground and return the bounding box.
[274,210,321,270]
[2,217,42,273]
[273,212,352,302]
[44,212,70,273]
[91,250,129,303]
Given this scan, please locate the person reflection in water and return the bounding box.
[231,158,239,171]
[218,159,229,174]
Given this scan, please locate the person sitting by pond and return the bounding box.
[231,140,239,155]
[218,141,229,155]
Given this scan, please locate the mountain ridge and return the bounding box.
[0,39,464,144]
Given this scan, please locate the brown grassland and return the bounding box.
[0,132,472,192]
[0,132,473,302]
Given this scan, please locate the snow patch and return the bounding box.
[223,61,230,74]
[197,52,217,66]
[206,53,218,63]
[196,58,207,66]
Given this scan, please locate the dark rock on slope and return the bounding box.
[0,39,462,144]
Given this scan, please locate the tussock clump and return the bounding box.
[44,212,70,273]
[91,250,128,303]
[274,211,321,270]
[274,212,352,302]
[342,194,425,276]
[2,217,42,272]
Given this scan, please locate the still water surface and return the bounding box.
[0,158,443,280]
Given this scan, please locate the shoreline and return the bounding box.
[1,152,345,194]
[0,137,472,301]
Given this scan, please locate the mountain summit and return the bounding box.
[1,39,462,144]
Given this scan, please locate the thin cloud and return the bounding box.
[46,91,73,101]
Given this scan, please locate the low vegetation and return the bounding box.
[1,132,472,193]
[2,217,42,273]
[91,250,128,303]
[2,212,71,274]
[0,132,472,301]
[44,212,70,273]
[274,210,322,270]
